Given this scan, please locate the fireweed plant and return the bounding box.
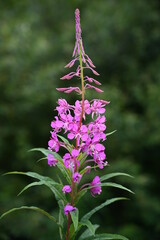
[1,9,133,240]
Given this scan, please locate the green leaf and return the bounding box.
[100,172,134,182]
[29,147,51,156]
[57,161,71,184]
[4,171,67,203]
[70,219,95,239]
[17,181,44,196]
[36,157,47,163]
[0,206,58,224]
[84,233,129,240]
[100,182,134,194]
[29,148,71,183]
[58,200,65,240]
[79,219,96,236]
[84,182,133,194]
[78,225,99,240]
[106,130,117,137]
[71,209,79,232]
[81,198,127,221]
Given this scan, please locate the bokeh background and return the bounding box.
[0,0,160,239]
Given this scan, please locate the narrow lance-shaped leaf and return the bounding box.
[100,182,134,194]
[17,181,44,196]
[82,233,129,240]
[81,197,128,221]
[71,219,96,240]
[83,182,134,194]
[4,171,67,203]
[78,225,99,240]
[58,200,65,240]
[29,147,52,156]
[37,157,47,163]
[0,206,58,224]
[100,172,134,182]
[29,148,71,183]
[79,219,96,236]
[70,209,79,232]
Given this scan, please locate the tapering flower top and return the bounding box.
[75,9,81,42]
[57,8,105,94]
[73,8,85,59]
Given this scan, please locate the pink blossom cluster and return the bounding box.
[48,98,109,214]
[48,98,109,170]
[47,8,110,216]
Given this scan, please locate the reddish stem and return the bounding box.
[66,213,71,240]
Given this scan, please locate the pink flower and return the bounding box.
[62,185,71,194]
[47,154,58,167]
[63,153,73,169]
[74,100,91,120]
[73,172,82,183]
[90,176,102,196]
[63,151,80,171]
[48,132,60,152]
[71,149,79,158]
[64,203,76,215]
[56,99,72,115]
[51,117,63,132]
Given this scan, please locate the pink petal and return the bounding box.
[67,133,75,140]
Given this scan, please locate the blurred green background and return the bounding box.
[0,0,160,239]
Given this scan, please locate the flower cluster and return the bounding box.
[48,8,109,216]
[48,98,109,170]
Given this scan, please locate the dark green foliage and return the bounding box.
[0,0,160,239]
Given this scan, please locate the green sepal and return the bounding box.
[106,130,117,137]
[57,134,73,152]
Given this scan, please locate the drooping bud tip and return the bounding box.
[75,8,80,18]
